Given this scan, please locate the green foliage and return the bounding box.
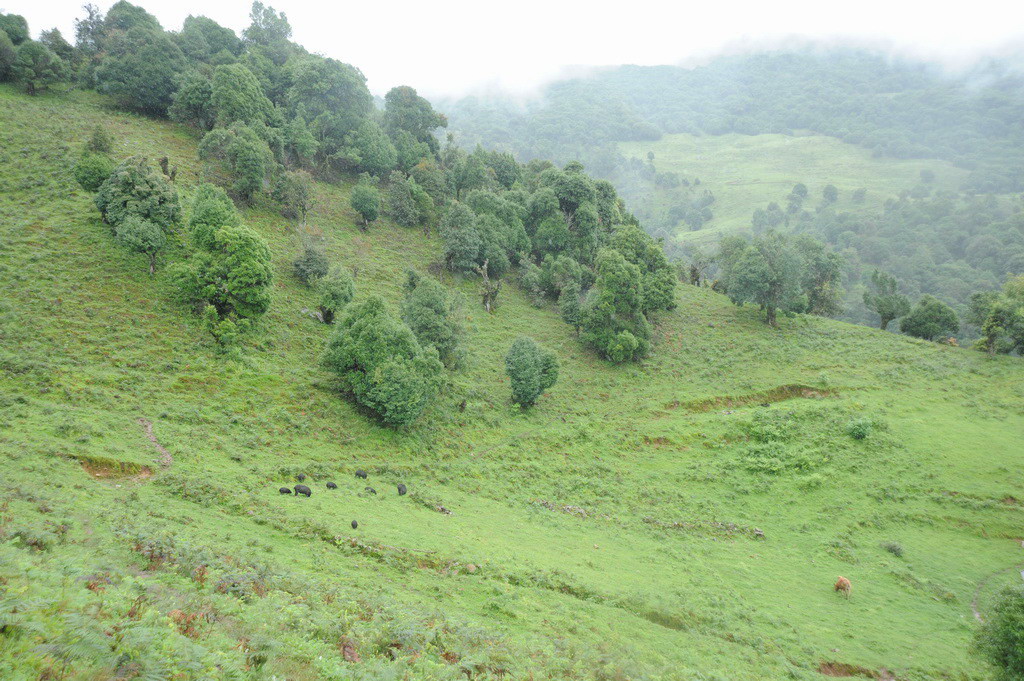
[272,169,313,222]
[179,14,242,62]
[349,178,381,226]
[347,119,397,177]
[383,85,446,156]
[505,336,559,407]
[0,12,29,45]
[168,70,215,129]
[580,249,651,362]
[94,156,181,229]
[441,202,482,272]
[0,30,15,82]
[187,182,241,250]
[559,281,583,333]
[401,272,463,368]
[845,418,873,440]
[719,232,807,326]
[11,41,66,95]
[85,126,114,155]
[976,587,1024,681]
[864,270,911,331]
[316,266,355,323]
[293,239,329,285]
[113,214,167,275]
[211,63,274,127]
[384,171,419,227]
[972,276,1024,356]
[199,123,276,202]
[73,152,114,192]
[900,295,959,341]
[322,296,443,427]
[95,26,184,114]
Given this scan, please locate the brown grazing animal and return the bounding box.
[834,576,852,598]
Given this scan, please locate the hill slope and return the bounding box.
[2,86,1024,680]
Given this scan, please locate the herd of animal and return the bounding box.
[277,469,408,530]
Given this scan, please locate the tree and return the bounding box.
[86,126,114,154]
[793,235,843,317]
[95,157,181,229]
[39,29,76,66]
[383,85,446,154]
[350,179,380,227]
[95,27,185,114]
[242,1,292,47]
[273,170,314,223]
[198,123,276,202]
[347,119,397,177]
[505,337,559,408]
[559,282,583,334]
[322,296,443,428]
[899,295,959,341]
[179,15,241,62]
[822,184,838,203]
[169,70,215,129]
[172,224,273,322]
[73,153,114,192]
[187,183,240,250]
[211,63,274,127]
[580,249,651,362]
[384,172,418,227]
[401,273,462,367]
[11,41,66,95]
[722,232,804,326]
[114,215,167,275]
[971,276,1024,355]
[316,266,355,324]
[0,31,15,82]
[0,13,29,45]
[293,240,329,285]
[863,269,910,330]
[440,203,481,272]
[975,586,1024,681]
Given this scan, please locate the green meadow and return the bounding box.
[2,86,1024,680]
[619,133,968,246]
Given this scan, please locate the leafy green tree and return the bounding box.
[199,123,276,202]
[440,202,482,272]
[347,119,397,176]
[793,235,843,317]
[179,15,241,62]
[350,179,381,228]
[972,276,1024,355]
[822,184,838,203]
[242,1,292,47]
[322,296,443,428]
[287,56,372,166]
[293,240,329,285]
[0,30,15,81]
[95,27,185,114]
[900,295,959,340]
[559,282,583,334]
[73,152,114,192]
[401,273,463,367]
[172,224,273,321]
[863,269,910,330]
[283,111,318,167]
[580,249,651,362]
[273,169,314,223]
[11,41,66,95]
[169,70,215,129]
[103,1,161,33]
[0,13,29,45]
[85,125,114,154]
[722,232,804,326]
[211,63,274,127]
[383,85,446,155]
[316,266,355,324]
[39,29,76,66]
[385,172,419,227]
[505,336,559,408]
[187,183,241,250]
[114,214,167,275]
[485,151,521,190]
[975,586,1024,681]
[392,129,432,174]
[95,156,181,229]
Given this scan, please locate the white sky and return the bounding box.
[4,0,1024,96]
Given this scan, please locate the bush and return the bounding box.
[187,183,240,250]
[350,180,381,227]
[975,586,1024,681]
[114,214,168,275]
[73,153,114,192]
[85,126,114,154]
[505,336,559,408]
[846,418,873,440]
[293,241,329,285]
[881,541,904,558]
[401,273,463,367]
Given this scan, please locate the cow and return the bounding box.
[397,483,407,496]
[294,484,312,497]
[355,470,368,480]
[834,576,851,599]
[326,482,337,489]
[297,473,307,482]
[279,487,292,495]
[351,520,358,529]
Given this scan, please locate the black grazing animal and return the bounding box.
[355,470,368,479]
[397,483,407,496]
[326,482,337,489]
[297,473,307,482]
[294,484,311,497]
[351,520,358,529]
[279,487,292,495]
[364,486,377,495]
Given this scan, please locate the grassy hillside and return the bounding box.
[619,133,967,246]
[2,85,1024,680]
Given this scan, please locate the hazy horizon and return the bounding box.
[5,0,1024,97]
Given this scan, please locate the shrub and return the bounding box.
[86,126,114,154]
[293,241,329,285]
[350,180,381,227]
[73,153,114,192]
[881,541,904,558]
[846,418,873,440]
[505,336,559,408]
[187,183,240,250]
[317,267,355,324]
[401,273,463,367]
[114,214,168,275]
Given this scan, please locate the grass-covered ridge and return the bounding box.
[2,85,1024,680]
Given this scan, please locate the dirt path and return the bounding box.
[971,558,1024,623]
[137,417,172,468]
